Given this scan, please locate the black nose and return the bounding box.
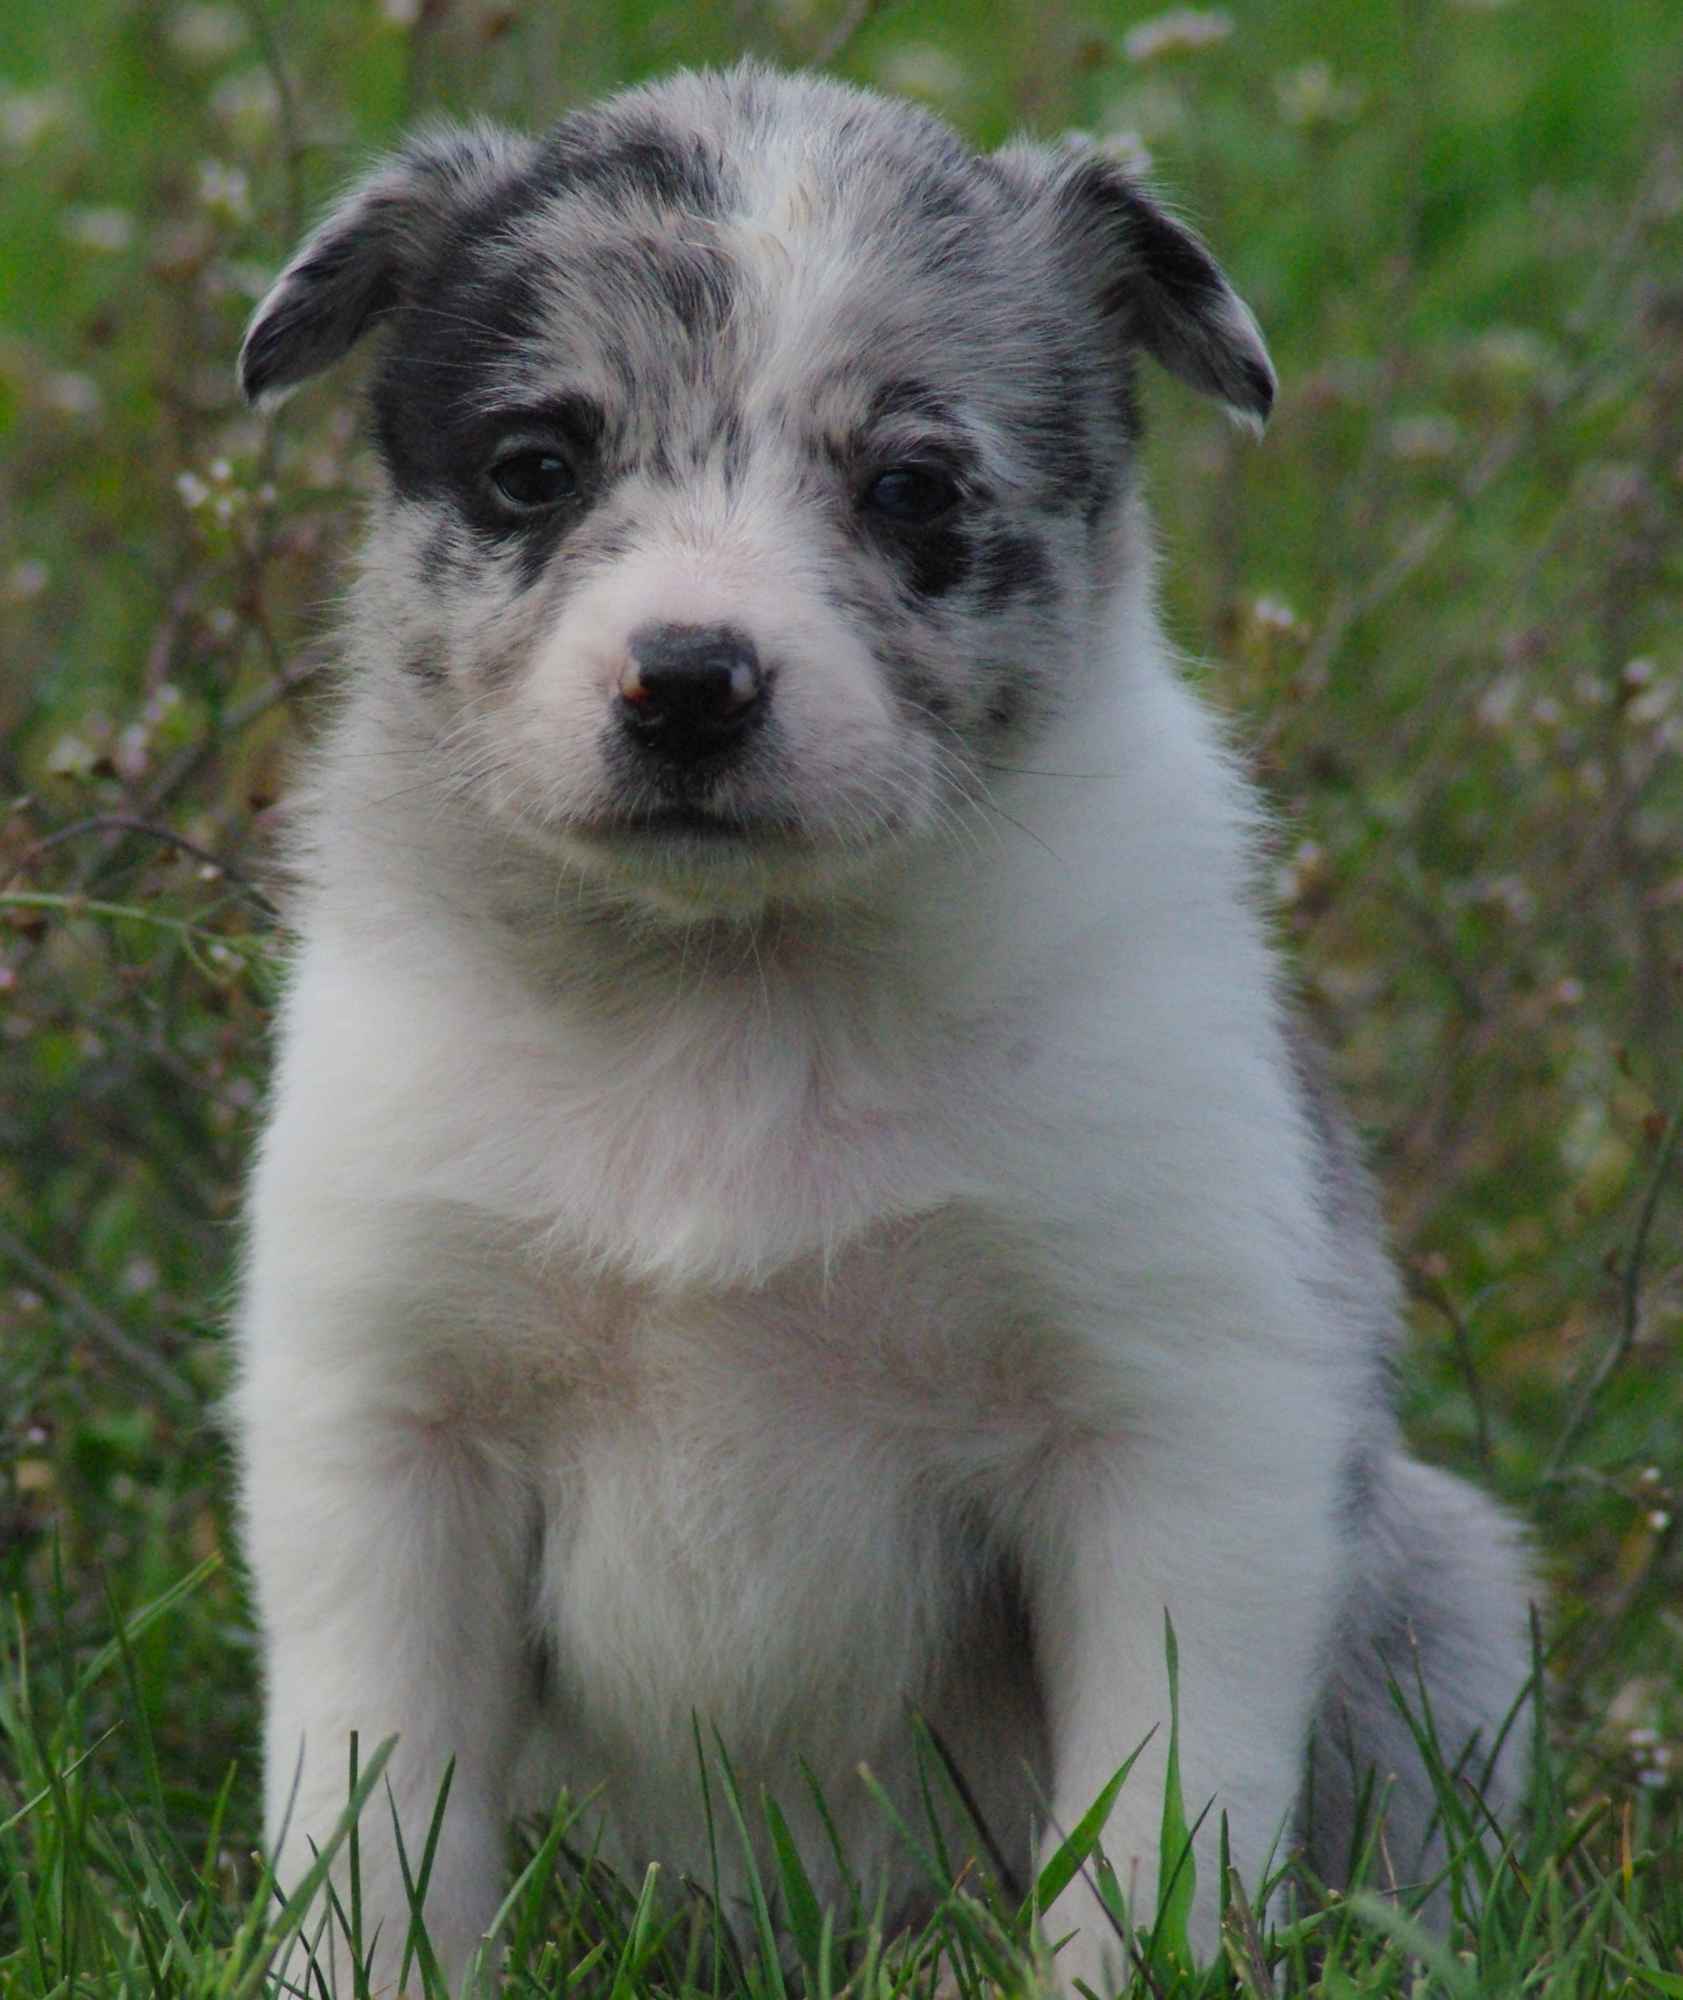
[619,624,765,763]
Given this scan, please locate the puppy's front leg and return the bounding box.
[240,1332,532,1997]
[1025,1419,1340,1994]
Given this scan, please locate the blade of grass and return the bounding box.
[763,1789,828,1989]
[1151,1611,1196,1976]
[708,1729,787,2000]
[1019,1732,1153,1931]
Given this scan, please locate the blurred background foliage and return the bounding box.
[1,0,1681,1883]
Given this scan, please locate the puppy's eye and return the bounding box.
[863,465,960,527]
[488,449,578,512]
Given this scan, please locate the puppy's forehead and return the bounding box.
[524,73,999,263]
[422,76,1035,408]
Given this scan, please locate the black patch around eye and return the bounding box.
[457,399,606,591]
[488,448,578,511]
[855,457,969,598]
[864,465,961,527]
[372,257,556,499]
[890,520,972,600]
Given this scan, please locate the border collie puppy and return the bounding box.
[234,63,1531,1995]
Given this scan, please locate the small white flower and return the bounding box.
[1648,1509,1672,1533]
[873,44,969,104]
[114,723,151,782]
[1475,327,1554,381]
[4,558,49,603]
[1251,594,1301,633]
[44,732,99,780]
[0,87,72,151]
[1123,9,1233,63]
[197,159,252,224]
[1389,414,1461,464]
[1071,126,1154,178]
[120,1255,161,1297]
[1475,674,1522,732]
[225,258,276,301]
[44,372,101,418]
[210,69,280,135]
[64,206,135,253]
[176,470,211,509]
[167,4,246,62]
[1276,61,1365,128]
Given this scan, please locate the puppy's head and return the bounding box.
[242,67,1272,915]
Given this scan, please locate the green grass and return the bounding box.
[2,0,1682,1991]
[3,1574,1680,1996]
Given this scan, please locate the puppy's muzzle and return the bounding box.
[619,623,765,767]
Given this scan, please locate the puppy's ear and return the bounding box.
[238,122,537,409]
[1000,143,1276,433]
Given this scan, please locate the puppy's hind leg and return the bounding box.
[1300,1455,1534,1916]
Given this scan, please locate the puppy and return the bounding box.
[233,63,1532,1995]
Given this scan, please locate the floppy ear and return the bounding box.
[238,122,538,409]
[1001,143,1276,433]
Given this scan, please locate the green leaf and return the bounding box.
[1608,1958,1683,1997]
[1151,1609,1197,1976]
[229,1735,397,2000]
[1020,1730,1153,1931]
[708,1731,786,2000]
[763,1790,827,1989]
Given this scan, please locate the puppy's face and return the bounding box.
[242,69,1272,914]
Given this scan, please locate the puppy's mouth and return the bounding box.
[583,801,806,852]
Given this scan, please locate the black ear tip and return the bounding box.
[236,334,268,407]
[235,308,289,409]
[1243,354,1277,427]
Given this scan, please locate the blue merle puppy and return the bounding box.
[233,63,1532,1997]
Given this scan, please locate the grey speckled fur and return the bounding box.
[1286,1027,1531,1899]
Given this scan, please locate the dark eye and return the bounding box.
[863,465,961,527]
[488,448,578,512]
